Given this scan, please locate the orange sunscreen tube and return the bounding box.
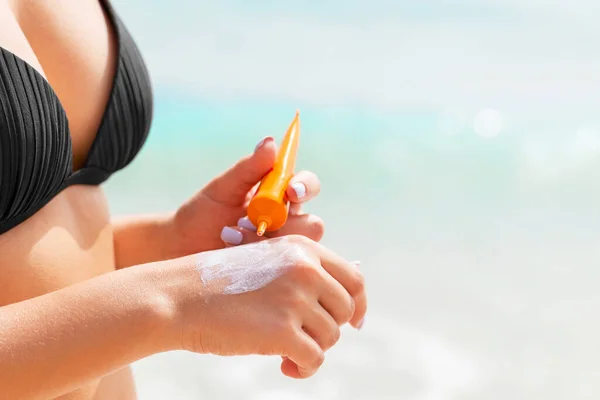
[248,110,301,236]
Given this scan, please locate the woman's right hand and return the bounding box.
[165,235,366,379]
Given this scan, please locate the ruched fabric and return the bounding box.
[0,0,153,234]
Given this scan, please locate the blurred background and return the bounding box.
[108,1,600,399]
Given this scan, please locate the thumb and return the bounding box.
[202,137,277,206]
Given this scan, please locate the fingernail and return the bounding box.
[290,182,307,199]
[357,317,365,330]
[220,227,243,245]
[254,136,274,153]
[237,217,257,232]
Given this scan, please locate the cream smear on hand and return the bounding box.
[197,239,309,295]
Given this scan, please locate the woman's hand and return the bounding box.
[166,235,366,379]
[171,137,324,257]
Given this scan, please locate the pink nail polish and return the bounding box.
[254,136,274,153]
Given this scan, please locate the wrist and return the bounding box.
[143,253,208,352]
[134,258,189,352]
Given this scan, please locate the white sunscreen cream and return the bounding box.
[197,240,309,295]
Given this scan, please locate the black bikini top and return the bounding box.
[0,0,153,234]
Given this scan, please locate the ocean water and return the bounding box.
[101,89,600,399]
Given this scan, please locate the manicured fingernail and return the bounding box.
[220,227,243,245]
[254,136,274,153]
[237,216,257,232]
[357,317,365,330]
[290,182,307,199]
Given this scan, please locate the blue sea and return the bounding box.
[108,1,600,398]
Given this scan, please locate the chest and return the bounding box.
[13,0,118,168]
[0,0,153,234]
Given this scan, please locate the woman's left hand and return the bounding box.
[170,136,324,256]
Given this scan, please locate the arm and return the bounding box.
[112,212,179,269]
[0,235,366,399]
[0,261,176,400]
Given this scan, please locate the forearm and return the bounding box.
[112,212,178,269]
[0,262,175,400]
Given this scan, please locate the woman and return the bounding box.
[0,0,367,399]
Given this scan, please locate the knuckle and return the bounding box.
[291,261,321,285]
[288,233,313,247]
[349,296,356,319]
[332,327,341,345]
[339,297,356,324]
[288,251,315,271]
[311,349,325,369]
[285,290,308,309]
[287,233,304,243]
[308,216,325,242]
[292,257,314,271]
[273,315,297,338]
[348,271,366,295]
[324,328,341,349]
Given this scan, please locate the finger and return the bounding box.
[238,214,324,242]
[346,260,365,328]
[220,225,264,247]
[286,171,321,204]
[243,182,261,208]
[220,227,244,247]
[289,202,303,216]
[237,216,257,233]
[236,217,268,245]
[316,270,356,326]
[351,287,367,329]
[302,304,341,352]
[313,245,367,329]
[280,358,300,378]
[202,137,277,206]
[269,214,325,242]
[282,330,325,379]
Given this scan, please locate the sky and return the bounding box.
[108,0,600,192]
[112,0,600,113]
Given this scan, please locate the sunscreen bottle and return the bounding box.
[248,111,301,236]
